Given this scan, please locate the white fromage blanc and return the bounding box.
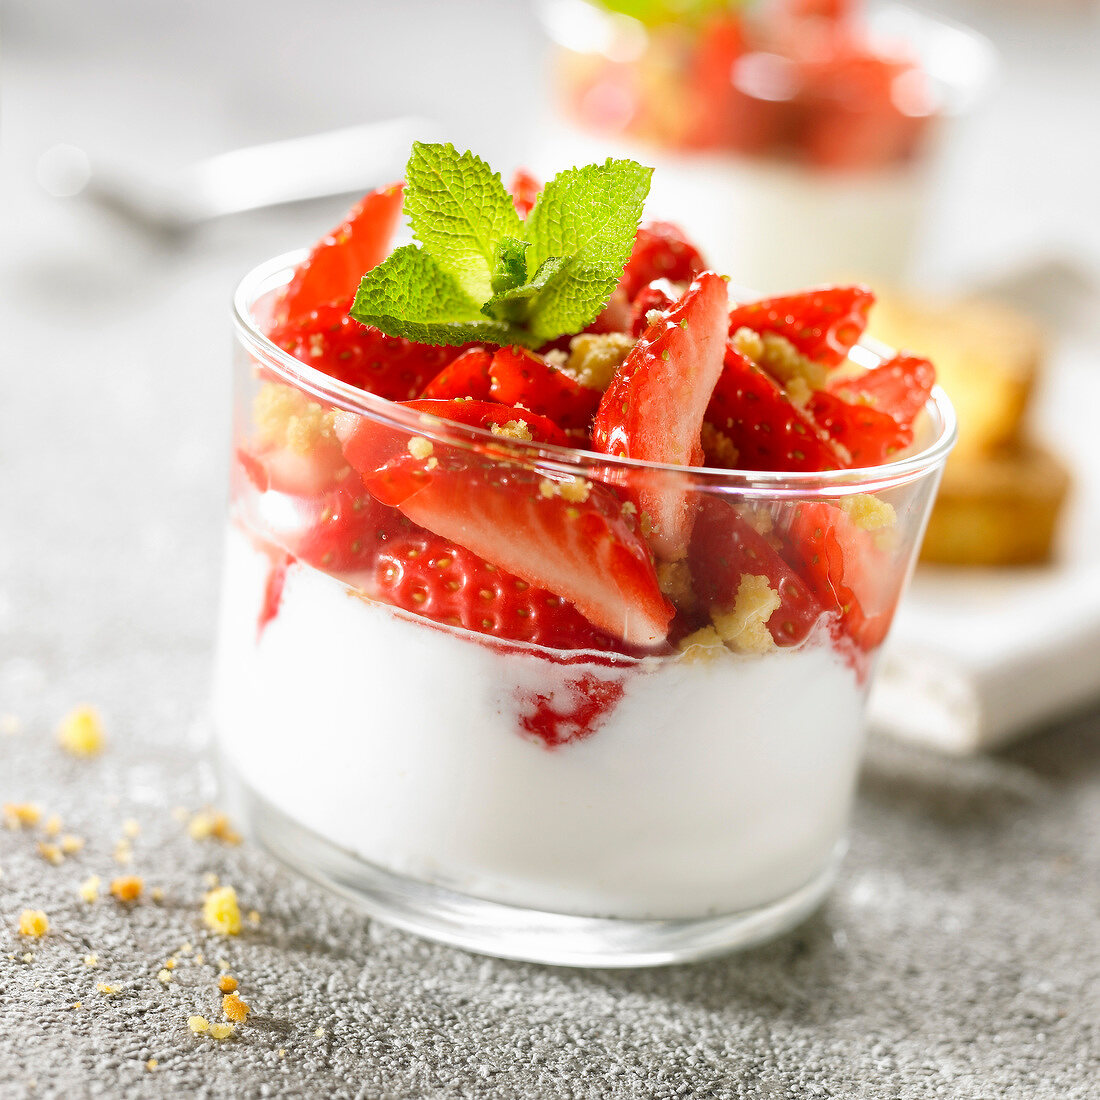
[214,530,867,920]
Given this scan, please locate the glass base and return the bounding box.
[220,760,843,968]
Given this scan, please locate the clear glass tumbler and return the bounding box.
[213,251,955,966]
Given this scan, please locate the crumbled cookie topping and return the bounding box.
[676,626,728,663]
[254,382,338,455]
[407,435,434,460]
[490,419,533,442]
[711,575,781,655]
[565,333,634,391]
[840,493,897,531]
[539,476,592,503]
[656,560,697,613]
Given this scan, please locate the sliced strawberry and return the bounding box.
[726,285,874,367]
[515,672,628,748]
[268,302,466,401]
[420,347,493,400]
[257,551,291,638]
[362,451,674,649]
[705,344,845,472]
[278,183,404,324]
[629,281,677,337]
[592,273,729,560]
[402,400,570,447]
[620,222,707,301]
[335,399,569,488]
[829,353,935,431]
[290,482,628,653]
[509,168,542,219]
[688,498,824,646]
[806,389,908,467]
[783,500,899,652]
[488,346,602,432]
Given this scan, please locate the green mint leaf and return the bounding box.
[350,244,522,347]
[404,142,524,303]
[526,262,620,345]
[482,256,569,325]
[490,237,531,296]
[525,158,652,282]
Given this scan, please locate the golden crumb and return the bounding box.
[164,957,177,970]
[83,954,98,968]
[79,876,101,904]
[489,419,533,442]
[150,887,164,903]
[656,560,697,613]
[122,818,140,839]
[18,910,49,937]
[157,969,172,985]
[538,475,591,503]
[43,814,61,837]
[195,953,205,966]
[314,1027,326,1039]
[565,333,634,391]
[179,942,193,955]
[60,834,84,855]
[209,1023,235,1041]
[188,810,242,845]
[254,383,338,457]
[278,1048,286,1059]
[218,974,238,993]
[699,422,740,469]
[37,842,64,866]
[110,876,143,903]
[71,1001,82,1010]
[188,1015,209,1034]
[113,840,132,865]
[730,326,765,363]
[96,983,117,996]
[840,493,897,532]
[676,626,728,663]
[203,886,242,936]
[223,992,250,1023]
[22,952,34,963]
[759,333,828,393]
[4,802,42,829]
[783,376,813,409]
[247,910,261,927]
[145,1060,158,1072]
[711,575,781,655]
[406,435,434,460]
[57,706,105,756]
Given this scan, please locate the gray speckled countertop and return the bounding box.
[4,1,1100,1095]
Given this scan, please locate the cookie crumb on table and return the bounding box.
[188,1016,209,1034]
[57,706,105,756]
[203,886,242,935]
[110,876,143,902]
[78,876,100,903]
[222,992,249,1022]
[4,802,41,829]
[18,910,49,937]
[218,974,238,993]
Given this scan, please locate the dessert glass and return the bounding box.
[213,251,956,967]
[537,0,995,292]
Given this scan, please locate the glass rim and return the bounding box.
[233,249,957,495]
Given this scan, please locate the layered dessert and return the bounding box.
[215,144,948,926]
[539,0,993,289]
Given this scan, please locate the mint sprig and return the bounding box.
[350,143,653,349]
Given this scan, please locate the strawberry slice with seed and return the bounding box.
[688,498,824,646]
[277,183,404,324]
[828,353,935,431]
[268,302,464,401]
[783,500,899,653]
[806,390,909,467]
[705,344,846,472]
[726,285,874,367]
[488,346,602,431]
[420,347,494,400]
[620,222,707,300]
[362,451,674,649]
[592,272,730,560]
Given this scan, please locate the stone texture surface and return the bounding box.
[4,2,1100,1095]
